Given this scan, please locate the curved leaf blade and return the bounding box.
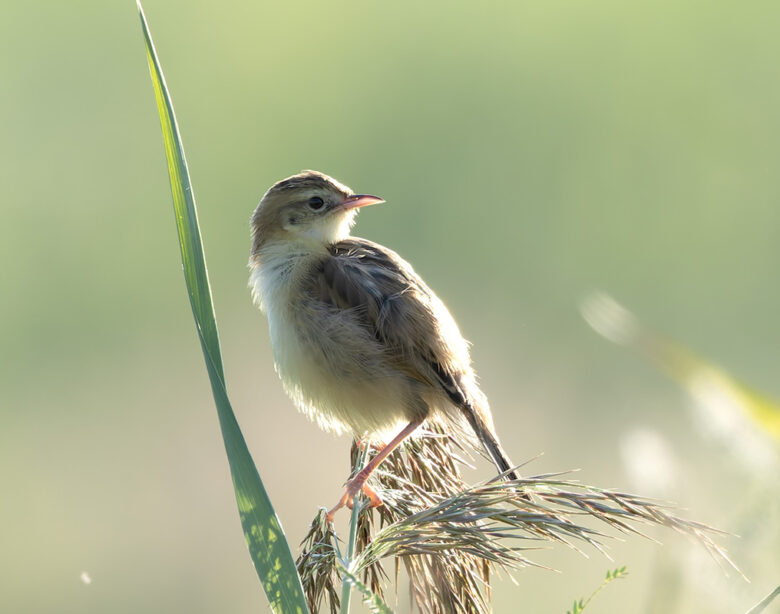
[137,3,308,612]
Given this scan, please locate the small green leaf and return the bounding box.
[337,563,394,614]
[137,3,309,613]
[564,567,628,614]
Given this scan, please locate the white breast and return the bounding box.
[249,243,412,440]
[249,243,316,397]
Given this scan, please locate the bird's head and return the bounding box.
[250,170,384,255]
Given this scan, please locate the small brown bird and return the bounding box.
[249,171,517,520]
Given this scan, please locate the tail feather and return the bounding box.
[428,362,521,483]
[459,401,519,481]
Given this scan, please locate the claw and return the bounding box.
[326,470,383,522]
[346,482,383,510]
[361,481,383,508]
[326,419,423,523]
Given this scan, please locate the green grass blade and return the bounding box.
[581,292,780,443]
[138,8,222,378]
[137,3,309,612]
[745,584,780,614]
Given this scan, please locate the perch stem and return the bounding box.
[339,443,370,614]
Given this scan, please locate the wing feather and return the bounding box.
[306,239,466,398]
[304,238,520,481]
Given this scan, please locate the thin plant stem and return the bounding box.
[745,584,780,614]
[339,444,370,614]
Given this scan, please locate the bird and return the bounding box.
[249,170,518,521]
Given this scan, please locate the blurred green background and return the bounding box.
[1,1,778,612]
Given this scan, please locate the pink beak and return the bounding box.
[340,194,385,210]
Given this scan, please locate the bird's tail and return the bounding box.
[459,402,519,481]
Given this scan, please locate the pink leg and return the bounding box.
[327,418,423,522]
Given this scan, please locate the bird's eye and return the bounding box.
[308,196,325,210]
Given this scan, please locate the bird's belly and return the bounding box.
[267,307,411,439]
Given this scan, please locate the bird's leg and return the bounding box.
[327,418,423,522]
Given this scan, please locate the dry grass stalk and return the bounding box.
[364,424,493,614]
[296,509,341,614]
[297,423,736,613]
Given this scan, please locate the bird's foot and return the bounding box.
[326,470,382,523]
[348,481,382,509]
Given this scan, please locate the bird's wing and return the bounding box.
[305,238,468,401]
[307,239,519,480]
